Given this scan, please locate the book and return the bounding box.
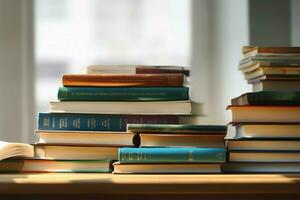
[118,147,226,163]
[58,86,189,101]
[222,162,300,173]
[49,101,192,115]
[36,131,137,146]
[228,106,300,122]
[113,162,221,174]
[38,113,179,131]
[34,145,118,160]
[227,139,300,151]
[0,159,112,173]
[0,141,33,161]
[244,66,300,80]
[127,124,227,134]
[140,134,225,148]
[251,80,300,92]
[62,74,184,87]
[239,58,300,71]
[231,91,300,106]
[242,46,300,58]
[234,123,300,138]
[248,74,300,81]
[86,65,190,76]
[229,151,300,162]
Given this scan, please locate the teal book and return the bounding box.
[232,91,300,106]
[119,147,226,163]
[127,124,227,134]
[58,86,189,101]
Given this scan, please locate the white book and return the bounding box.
[49,101,192,115]
[0,141,33,161]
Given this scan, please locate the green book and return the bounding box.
[231,91,300,106]
[58,87,189,101]
[127,124,227,134]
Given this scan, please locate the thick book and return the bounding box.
[58,86,189,101]
[127,124,227,134]
[118,147,226,163]
[222,162,300,173]
[38,113,179,131]
[140,134,225,148]
[242,46,300,58]
[49,101,192,115]
[34,145,118,160]
[62,74,184,87]
[239,58,300,71]
[87,65,190,76]
[0,141,33,161]
[113,162,221,174]
[228,105,300,123]
[0,159,112,173]
[234,123,300,138]
[231,91,300,106]
[227,139,300,151]
[229,151,300,162]
[251,80,300,92]
[244,66,300,80]
[36,131,137,146]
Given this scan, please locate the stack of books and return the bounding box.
[113,124,227,174]
[0,65,194,173]
[224,46,300,173]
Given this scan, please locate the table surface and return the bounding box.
[1,173,300,195]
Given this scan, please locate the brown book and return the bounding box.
[243,46,300,58]
[62,74,184,87]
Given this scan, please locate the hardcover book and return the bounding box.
[229,151,300,162]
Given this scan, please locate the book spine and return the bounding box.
[58,87,189,101]
[119,148,226,163]
[38,113,179,131]
[62,74,184,87]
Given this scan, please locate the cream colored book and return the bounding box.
[0,141,34,161]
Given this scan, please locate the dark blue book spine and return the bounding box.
[119,147,226,163]
[38,113,179,131]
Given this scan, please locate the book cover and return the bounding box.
[127,124,227,134]
[118,147,226,163]
[38,113,179,131]
[231,91,300,106]
[58,87,189,101]
[62,74,184,87]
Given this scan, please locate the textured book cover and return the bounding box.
[58,87,189,101]
[62,74,184,87]
[38,113,179,131]
[119,147,226,163]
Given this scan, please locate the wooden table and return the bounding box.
[0,173,300,199]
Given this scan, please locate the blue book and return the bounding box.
[119,147,226,163]
[38,113,179,132]
[58,87,189,101]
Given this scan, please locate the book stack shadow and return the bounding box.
[223,46,300,173]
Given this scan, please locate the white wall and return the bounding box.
[190,0,250,127]
[0,0,35,142]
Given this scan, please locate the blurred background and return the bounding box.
[0,0,299,142]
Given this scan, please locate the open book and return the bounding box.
[0,141,34,161]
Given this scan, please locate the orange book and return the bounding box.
[62,74,184,87]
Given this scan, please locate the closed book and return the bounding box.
[229,151,300,163]
[87,65,190,76]
[234,123,300,138]
[239,58,300,71]
[231,91,300,106]
[49,101,192,115]
[243,46,300,58]
[251,80,300,92]
[127,124,227,134]
[113,162,221,174]
[0,159,112,173]
[62,74,184,87]
[228,106,300,123]
[58,87,189,101]
[222,162,300,173]
[118,147,226,163]
[34,145,118,160]
[36,131,137,146]
[38,113,179,131]
[244,66,300,80]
